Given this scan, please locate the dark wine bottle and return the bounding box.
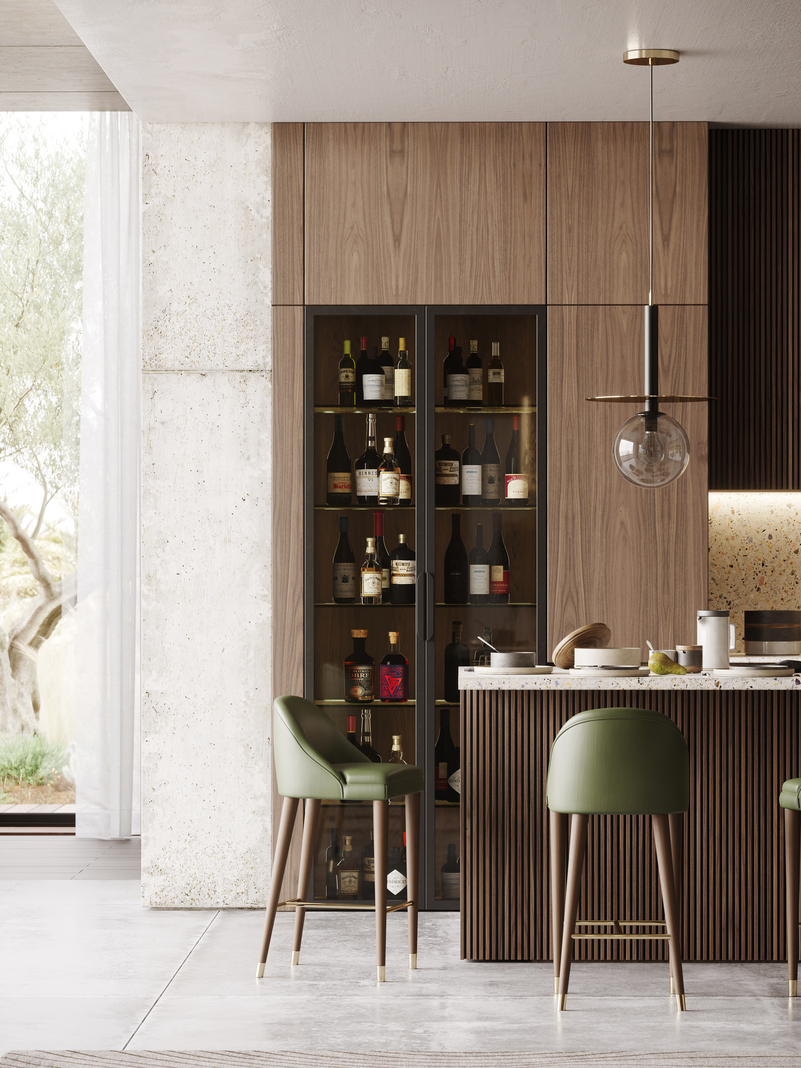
[359,708,381,762]
[394,337,413,406]
[480,417,501,505]
[379,336,394,404]
[337,835,360,899]
[333,516,356,604]
[466,339,483,408]
[434,707,461,803]
[469,521,489,605]
[355,412,379,505]
[487,341,504,406]
[326,414,352,505]
[346,713,358,747]
[435,434,460,507]
[361,537,382,606]
[325,828,342,900]
[444,512,468,604]
[377,436,400,507]
[379,630,409,702]
[362,345,385,408]
[440,843,460,900]
[446,344,469,408]
[394,415,413,507]
[344,629,374,702]
[360,830,375,901]
[504,413,529,505]
[444,620,470,703]
[461,423,482,506]
[354,335,371,405]
[390,534,416,605]
[442,335,457,406]
[338,340,356,407]
[373,510,392,603]
[488,511,510,604]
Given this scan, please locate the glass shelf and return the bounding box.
[435,602,537,608]
[314,602,415,607]
[315,506,416,511]
[315,406,416,415]
[314,699,417,707]
[434,505,535,512]
[434,406,535,414]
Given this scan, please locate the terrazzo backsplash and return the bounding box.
[709,492,801,652]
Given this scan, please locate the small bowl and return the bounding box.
[573,647,640,668]
[490,651,536,669]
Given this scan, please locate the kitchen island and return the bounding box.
[458,668,800,962]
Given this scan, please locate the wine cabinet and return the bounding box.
[304,304,547,909]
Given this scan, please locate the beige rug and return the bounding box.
[2,1054,801,1067]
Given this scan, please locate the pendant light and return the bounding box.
[587,49,713,489]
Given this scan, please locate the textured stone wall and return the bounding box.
[141,124,272,906]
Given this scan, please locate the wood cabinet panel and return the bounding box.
[305,122,546,305]
[547,305,708,656]
[271,123,304,306]
[548,122,707,305]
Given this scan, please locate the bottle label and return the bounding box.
[488,368,505,383]
[345,666,374,702]
[380,665,408,701]
[382,567,390,590]
[441,871,460,899]
[461,464,481,496]
[379,470,400,497]
[339,368,356,385]
[355,468,378,496]
[363,857,375,883]
[447,373,469,401]
[468,368,483,401]
[448,768,462,794]
[333,562,357,598]
[327,472,352,495]
[391,559,416,585]
[505,473,529,500]
[436,761,448,791]
[482,464,501,498]
[436,460,460,485]
[469,564,489,595]
[387,869,408,895]
[383,368,395,401]
[339,869,359,896]
[361,570,383,597]
[363,373,385,400]
[399,474,413,501]
[395,368,412,398]
[490,566,510,595]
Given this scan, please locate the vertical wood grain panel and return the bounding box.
[305,122,546,305]
[271,123,304,306]
[547,122,708,305]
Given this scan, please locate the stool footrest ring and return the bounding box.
[572,933,671,940]
[575,920,666,927]
[278,898,413,914]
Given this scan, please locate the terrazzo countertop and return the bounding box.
[459,667,801,691]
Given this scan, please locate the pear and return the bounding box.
[648,651,687,676]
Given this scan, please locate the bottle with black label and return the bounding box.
[488,512,510,604]
[386,843,408,901]
[337,835,360,899]
[461,423,482,505]
[394,338,413,406]
[377,436,400,507]
[360,537,382,606]
[355,412,380,505]
[344,629,374,702]
[372,510,392,603]
[338,339,356,407]
[362,345,385,408]
[469,522,489,604]
[360,830,375,901]
[354,336,372,405]
[325,828,342,900]
[359,708,381,762]
[390,534,416,605]
[442,335,457,405]
[379,630,409,702]
[440,844,460,900]
[444,513,468,604]
[379,336,394,403]
[434,434,460,507]
[504,414,529,505]
[394,415,413,506]
[326,414,352,505]
[445,344,469,407]
[466,340,483,408]
[444,620,470,702]
[434,707,460,803]
[480,417,501,505]
[487,341,504,406]
[332,516,356,604]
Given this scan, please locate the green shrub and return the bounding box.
[0,733,66,785]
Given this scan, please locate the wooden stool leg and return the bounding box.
[405,791,421,970]
[550,810,568,994]
[374,799,389,982]
[668,812,684,995]
[256,795,299,978]
[653,813,686,1011]
[291,798,321,965]
[785,808,800,997]
[558,813,588,1010]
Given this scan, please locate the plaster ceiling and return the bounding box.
[52,0,801,125]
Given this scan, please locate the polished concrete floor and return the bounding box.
[1,838,800,1054]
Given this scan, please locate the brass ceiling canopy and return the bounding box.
[623,49,680,66]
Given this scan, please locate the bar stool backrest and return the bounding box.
[273,695,370,799]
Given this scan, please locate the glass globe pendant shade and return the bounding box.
[613,410,690,488]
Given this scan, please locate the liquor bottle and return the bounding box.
[487,341,504,406]
[360,537,382,606]
[355,412,380,505]
[394,415,413,507]
[346,713,358,747]
[390,534,415,605]
[354,336,372,405]
[388,734,406,763]
[434,707,460,803]
[466,339,483,408]
[337,834,360,900]
[379,630,409,702]
[379,336,394,403]
[440,843,460,900]
[443,513,468,604]
[442,335,457,406]
[344,629,374,702]
[359,708,381,762]
[377,436,400,507]
[332,516,356,604]
[481,417,501,505]
[469,522,489,605]
[360,830,375,901]
[386,843,408,901]
[325,828,342,900]
[473,626,493,668]
[444,620,470,702]
[394,338,413,406]
[338,339,356,407]
[488,511,510,604]
[373,510,392,603]
[461,423,482,506]
[326,414,352,505]
[362,345,385,408]
[434,434,460,507]
[446,344,469,407]
[504,414,529,505]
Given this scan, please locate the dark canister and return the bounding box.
[743,610,801,655]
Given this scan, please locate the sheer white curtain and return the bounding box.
[75,113,141,839]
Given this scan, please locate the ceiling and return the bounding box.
[20,0,801,124]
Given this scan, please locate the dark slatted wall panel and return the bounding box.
[461,689,800,962]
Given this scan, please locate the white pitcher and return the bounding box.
[696,610,736,671]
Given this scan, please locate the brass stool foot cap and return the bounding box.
[670,976,675,995]
[677,994,687,1011]
[790,980,798,997]
[409,953,417,970]
[554,977,559,994]
[291,951,300,966]
[558,994,567,1011]
[255,963,265,979]
[377,965,386,983]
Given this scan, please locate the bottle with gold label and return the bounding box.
[360,536,382,606]
[344,629,374,703]
[394,337,413,406]
[360,830,375,901]
[337,834,360,899]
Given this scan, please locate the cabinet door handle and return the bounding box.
[426,571,435,641]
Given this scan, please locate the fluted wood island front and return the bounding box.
[459,669,801,962]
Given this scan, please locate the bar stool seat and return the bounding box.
[335,761,424,800]
[780,779,801,812]
[781,777,801,997]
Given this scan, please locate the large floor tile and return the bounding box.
[0,997,153,1056]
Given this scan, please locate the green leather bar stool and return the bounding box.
[781,777,801,997]
[547,707,689,1011]
[257,695,425,982]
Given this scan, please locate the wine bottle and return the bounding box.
[337,835,360,899]
[354,335,371,405]
[504,413,529,505]
[443,513,468,604]
[386,842,408,900]
[394,415,413,507]
[388,733,406,764]
[379,630,409,702]
[488,511,510,604]
[461,423,482,506]
[444,620,470,703]
[359,708,381,762]
[434,434,460,507]
[332,516,356,604]
[473,625,493,668]
[355,412,380,505]
[362,345,385,408]
[390,534,415,605]
[344,629,374,702]
[377,436,400,507]
[379,336,394,403]
[338,340,356,407]
[469,521,489,605]
[372,510,392,603]
[346,713,358,747]
[360,830,375,901]
[466,340,483,408]
[326,414,352,505]
[434,707,460,803]
[440,843,460,900]
[480,417,501,505]
[487,341,504,406]
[360,537,382,606]
[442,335,457,406]
[394,338,413,406]
[325,828,342,900]
[446,344,469,407]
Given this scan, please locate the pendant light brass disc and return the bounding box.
[623,49,679,65]
[586,394,714,403]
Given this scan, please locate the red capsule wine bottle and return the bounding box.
[326,414,352,505]
[468,521,489,605]
[466,339,483,408]
[504,414,529,505]
[461,423,482,506]
[373,510,392,603]
[480,417,501,505]
[332,516,356,604]
[488,511,510,604]
[444,512,468,604]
